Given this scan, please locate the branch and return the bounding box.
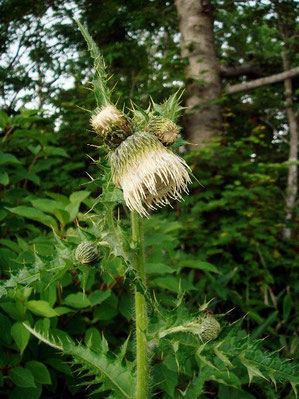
[7,31,26,70]
[220,64,260,78]
[225,66,299,95]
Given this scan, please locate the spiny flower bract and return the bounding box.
[146,115,179,146]
[110,131,191,216]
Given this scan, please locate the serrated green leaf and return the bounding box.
[179,259,220,273]
[0,313,12,344]
[85,327,102,353]
[9,367,36,388]
[6,206,58,230]
[42,146,69,157]
[11,322,30,355]
[25,361,51,385]
[9,385,42,399]
[89,290,111,306]
[0,170,9,185]
[27,300,58,317]
[63,292,91,308]
[151,276,194,293]
[0,152,21,166]
[45,357,72,376]
[214,343,234,368]
[65,190,90,221]
[182,373,205,398]
[239,353,268,383]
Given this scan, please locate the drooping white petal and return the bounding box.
[110,132,191,216]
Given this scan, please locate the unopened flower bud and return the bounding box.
[146,116,179,146]
[75,242,98,264]
[110,131,191,216]
[198,314,220,342]
[90,105,133,148]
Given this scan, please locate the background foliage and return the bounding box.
[0,0,298,398]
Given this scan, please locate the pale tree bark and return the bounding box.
[281,52,298,239]
[274,0,299,239]
[175,0,222,146]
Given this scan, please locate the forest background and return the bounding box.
[0,0,298,398]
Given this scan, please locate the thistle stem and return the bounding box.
[131,210,148,399]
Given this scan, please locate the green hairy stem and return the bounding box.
[131,211,148,399]
[76,19,112,106]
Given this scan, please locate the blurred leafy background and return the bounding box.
[0,0,298,398]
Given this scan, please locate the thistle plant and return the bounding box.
[76,20,194,398]
[16,21,298,399]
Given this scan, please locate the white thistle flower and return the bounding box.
[90,104,132,147]
[110,132,191,216]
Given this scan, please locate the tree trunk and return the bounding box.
[175,0,222,146]
[274,0,299,239]
[281,52,298,240]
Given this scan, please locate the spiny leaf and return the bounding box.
[24,324,135,399]
[213,342,234,368]
[130,101,151,130]
[239,353,269,384]
[214,331,299,389]
[158,322,202,339]
[23,325,63,351]
[180,373,206,398]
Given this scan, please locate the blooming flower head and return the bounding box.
[90,104,133,148]
[110,132,191,216]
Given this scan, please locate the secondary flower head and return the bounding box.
[75,242,99,264]
[198,314,220,342]
[110,131,191,216]
[146,115,179,146]
[90,104,133,148]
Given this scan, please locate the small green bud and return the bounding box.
[198,314,220,342]
[146,116,179,146]
[75,242,98,264]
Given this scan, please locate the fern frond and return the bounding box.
[24,324,135,399]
